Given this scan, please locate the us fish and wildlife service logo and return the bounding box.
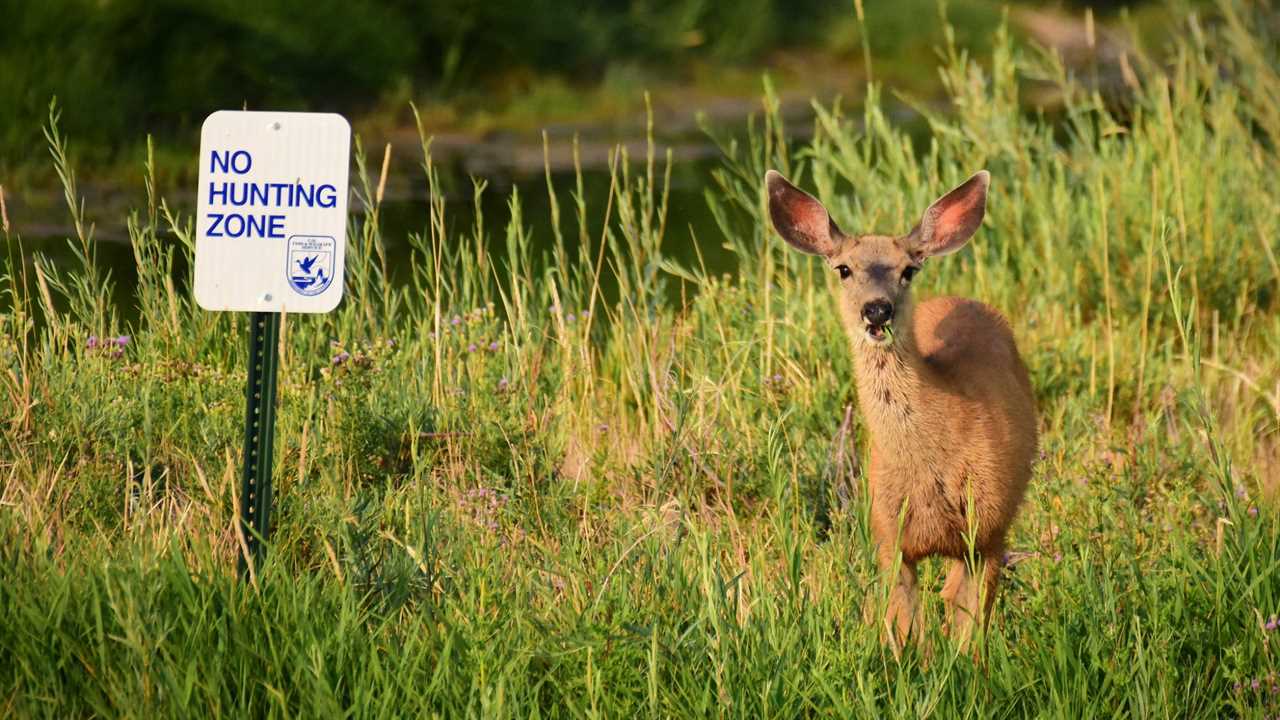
[286,235,336,296]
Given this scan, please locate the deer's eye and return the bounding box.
[836,265,852,279]
[901,266,919,284]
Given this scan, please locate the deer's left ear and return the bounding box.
[909,170,990,258]
[766,170,843,257]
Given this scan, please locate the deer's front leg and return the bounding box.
[941,554,1001,658]
[866,482,924,657]
[875,552,921,659]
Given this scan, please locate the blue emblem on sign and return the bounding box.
[287,235,336,296]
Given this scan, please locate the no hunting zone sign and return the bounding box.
[195,110,350,313]
[194,110,350,577]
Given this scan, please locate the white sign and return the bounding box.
[194,111,350,313]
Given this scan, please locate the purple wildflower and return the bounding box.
[112,349,124,359]
[565,313,575,324]
[1254,679,1262,691]
[86,335,98,349]
[772,373,783,383]
[497,377,509,392]
[488,341,499,352]
[1249,506,1259,518]
[451,315,462,326]
[115,335,130,347]
[1053,552,1063,563]
[332,351,350,365]
[580,310,590,320]
[1235,485,1248,500]
[467,343,477,353]
[1266,616,1278,632]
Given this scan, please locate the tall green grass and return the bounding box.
[2,2,1279,716]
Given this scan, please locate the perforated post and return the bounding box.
[238,311,281,578]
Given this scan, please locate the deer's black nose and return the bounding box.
[862,299,894,326]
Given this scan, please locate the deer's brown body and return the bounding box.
[854,296,1035,565]
[766,169,1037,656]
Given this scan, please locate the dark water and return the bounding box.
[4,101,933,325]
[4,152,735,325]
[369,152,738,295]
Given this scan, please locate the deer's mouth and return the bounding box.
[863,321,894,347]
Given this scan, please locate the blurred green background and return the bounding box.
[0,0,1194,306]
[0,0,1182,174]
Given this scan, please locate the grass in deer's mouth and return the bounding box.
[865,321,894,346]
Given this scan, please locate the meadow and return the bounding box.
[2,3,1280,717]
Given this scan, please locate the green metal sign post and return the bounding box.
[238,311,282,578]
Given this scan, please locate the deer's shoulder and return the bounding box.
[913,296,1019,376]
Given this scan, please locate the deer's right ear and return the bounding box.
[909,170,990,258]
[766,170,841,257]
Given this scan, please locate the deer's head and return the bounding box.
[766,169,989,349]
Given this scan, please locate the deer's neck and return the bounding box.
[852,327,933,456]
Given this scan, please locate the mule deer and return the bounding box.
[765,169,1037,656]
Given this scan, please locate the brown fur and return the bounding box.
[766,170,1038,657]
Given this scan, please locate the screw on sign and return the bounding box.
[194,111,350,577]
